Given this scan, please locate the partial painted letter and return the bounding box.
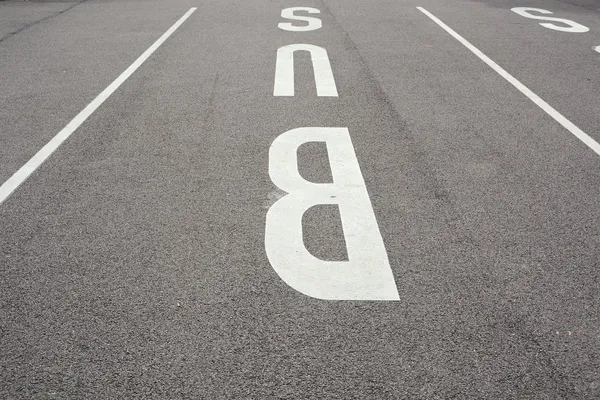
[279,7,322,32]
[274,44,338,97]
[511,7,589,33]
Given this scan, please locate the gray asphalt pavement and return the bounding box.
[1,0,599,398]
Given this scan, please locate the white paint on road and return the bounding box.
[279,7,322,32]
[595,45,600,54]
[417,7,600,158]
[0,8,197,206]
[265,127,399,301]
[274,44,338,97]
[511,7,589,33]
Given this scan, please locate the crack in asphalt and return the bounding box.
[0,0,89,44]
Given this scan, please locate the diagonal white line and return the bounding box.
[417,6,600,158]
[0,7,197,206]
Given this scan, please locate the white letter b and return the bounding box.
[265,127,399,301]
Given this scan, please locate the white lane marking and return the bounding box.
[265,127,399,301]
[274,44,338,97]
[511,7,589,33]
[595,45,600,54]
[279,7,322,32]
[0,7,197,206]
[417,7,600,157]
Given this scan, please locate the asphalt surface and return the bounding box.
[1,0,599,398]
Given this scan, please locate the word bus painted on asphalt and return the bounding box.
[265,7,400,301]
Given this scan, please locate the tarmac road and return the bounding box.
[1,0,599,398]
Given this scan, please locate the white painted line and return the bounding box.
[595,45,600,54]
[0,7,197,206]
[417,7,600,158]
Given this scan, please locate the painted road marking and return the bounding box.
[265,127,399,301]
[274,44,338,97]
[279,7,322,32]
[0,8,197,206]
[417,7,600,157]
[511,7,589,33]
[595,46,600,54]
